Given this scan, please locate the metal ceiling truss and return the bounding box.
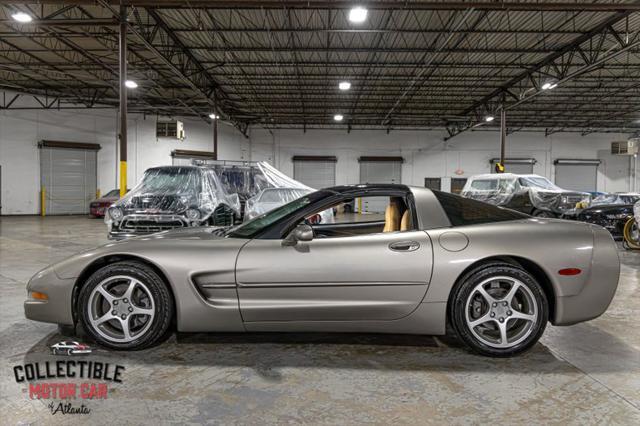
[443,10,640,139]
[0,1,639,135]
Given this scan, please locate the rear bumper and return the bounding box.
[553,226,620,325]
[90,207,106,217]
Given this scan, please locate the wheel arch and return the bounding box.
[446,255,556,324]
[72,254,178,327]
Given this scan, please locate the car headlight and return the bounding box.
[186,208,201,220]
[108,206,123,221]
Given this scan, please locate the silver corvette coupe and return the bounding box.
[25,184,620,357]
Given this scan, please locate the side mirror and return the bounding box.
[283,224,314,246]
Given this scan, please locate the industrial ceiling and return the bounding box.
[0,1,639,138]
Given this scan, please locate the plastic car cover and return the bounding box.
[104,166,241,229]
[590,194,627,207]
[243,162,334,223]
[461,173,590,214]
[245,188,313,220]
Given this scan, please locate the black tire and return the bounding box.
[211,204,234,226]
[78,261,174,350]
[67,349,73,356]
[450,263,548,357]
[532,209,556,218]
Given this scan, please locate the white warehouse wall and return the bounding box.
[248,128,639,194]
[0,106,250,215]
[1,105,638,214]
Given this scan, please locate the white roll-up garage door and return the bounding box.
[554,159,600,192]
[490,158,536,174]
[39,141,99,215]
[359,156,403,213]
[293,156,337,189]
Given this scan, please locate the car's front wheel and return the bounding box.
[78,261,174,350]
[450,263,548,357]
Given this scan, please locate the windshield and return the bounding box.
[227,190,331,238]
[141,168,201,192]
[105,189,120,197]
[519,176,561,191]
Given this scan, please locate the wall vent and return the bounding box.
[611,139,638,155]
[156,120,185,140]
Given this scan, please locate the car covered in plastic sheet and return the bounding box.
[238,162,333,223]
[105,166,241,239]
[244,187,334,224]
[461,173,590,218]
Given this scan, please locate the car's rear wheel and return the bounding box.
[450,263,548,357]
[78,261,173,350]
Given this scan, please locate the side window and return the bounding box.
[470,179,498,191]
[300,194,416,238]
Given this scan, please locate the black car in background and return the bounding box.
[576,193,640,239]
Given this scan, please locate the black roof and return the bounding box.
[323,184,410,194]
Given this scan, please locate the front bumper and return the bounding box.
[24,266,75,326]
[109,214,199,239]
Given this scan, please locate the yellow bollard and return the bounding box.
[40,186,46,217]
[119,161,127,198]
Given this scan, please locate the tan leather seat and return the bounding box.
[383,203,400,232]
[400,210,411,231]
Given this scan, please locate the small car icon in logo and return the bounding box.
[50,341,92,356]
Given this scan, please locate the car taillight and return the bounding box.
[558,268,581,276]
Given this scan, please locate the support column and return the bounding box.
[118,3,128,197]
[498,109,507,173]
[213,91,218,160]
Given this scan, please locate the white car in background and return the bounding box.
[244,187,334,223]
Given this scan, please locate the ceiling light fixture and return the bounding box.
[124,80,138,89]
[348,7,367,23]
[338,81,351,91]
[12,12,32,23]
[484,115,495,122]
[334,114,344,122]
[209,113,219,119]
[542,81,558,90]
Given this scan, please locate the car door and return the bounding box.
[235,229,433,322]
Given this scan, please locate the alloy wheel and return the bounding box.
[87,275,156,343]
[464,276,538,349]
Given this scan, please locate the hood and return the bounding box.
[92,196,119,204]
[581,204,634,214]
[119,192,197,213]
[51,225,238,280]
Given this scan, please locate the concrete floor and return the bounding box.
[1,215,639,425]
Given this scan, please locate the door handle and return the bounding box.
[389,241,420,252]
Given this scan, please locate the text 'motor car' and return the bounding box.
[25,184,620,357]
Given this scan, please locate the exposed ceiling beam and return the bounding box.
[2,1,640,12]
